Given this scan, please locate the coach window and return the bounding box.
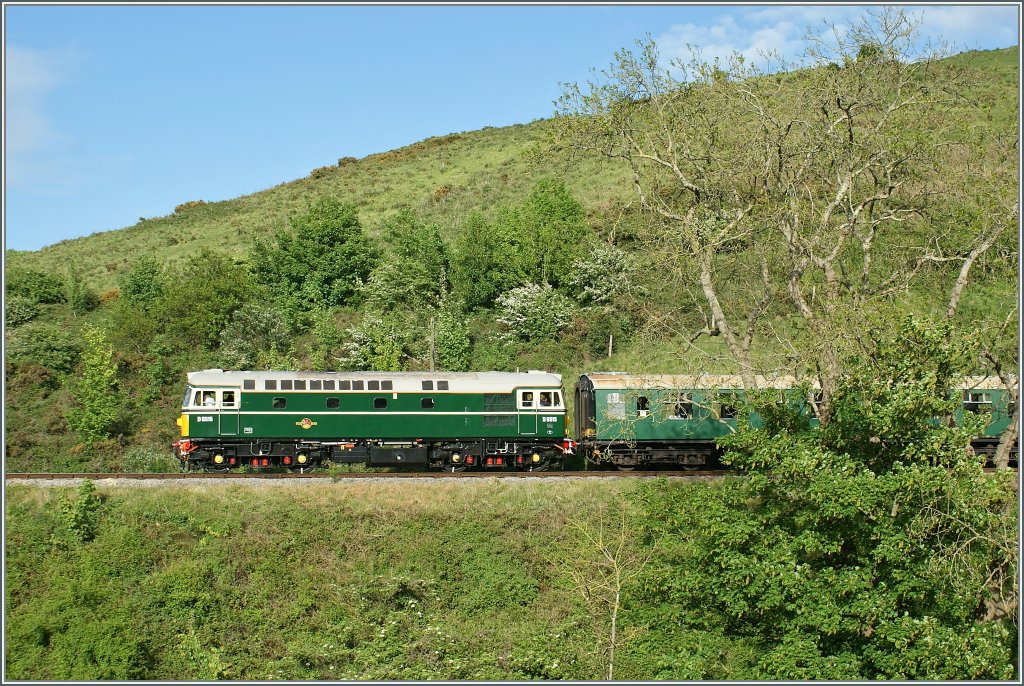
[243,380,255,390]
[720,395,738,419]
[273,397,287,409]
[323,380,335,391]
[281,380,293,391]
[368,380,380,391]
[222,391,236,408]
[422,380,434,391]
[310,380,322,391]
[352,380,364,391]
[521,391,534,408]
[964,391,993,414]
[437,380,449,391]
[382,380,393,391]
[294,380,306,391]
[373,397,388,409]
[265,380,277,391]
[637,396,650,417]
[338,380,350,391]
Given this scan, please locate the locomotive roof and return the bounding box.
[582,373,1016,391]
[187,369,563,393]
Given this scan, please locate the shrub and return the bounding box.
[60,479,102,543]
[66,269,99,315]
[435,301,471,371]
[6,321,82,373]
[339,316,409,371]
[218,302,291,369]
[174,200,207,213]
[5,295,39,327]
[66,325,121,445]
[496,283,576,342]
[118,258,165,308]
[6,266,66,304]
[566,244,639,306]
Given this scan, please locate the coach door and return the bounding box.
[518,389,538,434]
[219,389,239,435]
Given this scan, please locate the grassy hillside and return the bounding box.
[5,479,644,680]
[3,46,1018,474]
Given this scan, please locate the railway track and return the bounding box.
[5,470,723,481]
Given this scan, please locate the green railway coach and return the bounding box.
[575,372,1017,469]
[174,369,572,472]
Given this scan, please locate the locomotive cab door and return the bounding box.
[219,389,240,435]
[518,389,538,434]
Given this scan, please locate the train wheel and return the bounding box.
[289,463,318,474]
[615,464,636,472]
[447,463,468,473]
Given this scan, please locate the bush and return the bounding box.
[6,322,83,373]
[496,283,576,342]
[218,303,291,369]
[5,295,39,328]
[118,258,165,308]
[6,266,66,304]
[339,316,409,371]
[566,244,639,306]
[66,326,121,445]
[66,270,99,315]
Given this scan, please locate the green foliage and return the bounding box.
[450,180,592,309]
[496,283,576,343]
[566,244,639,306]
[362,209,451,313]
[631,316,1018,680]
[308,309,348,371]
[6,321,83,373]
[153,250,263,350]
[339,315,409,371]
[66,326,121,445]
[5,294,40,327]
[65,269,99,315]
[118,257,165,308]
[6,265,66,304]
[251,197,378,312]
[435,300,471,371]
[218,302,291,369]
[60,480,102,543]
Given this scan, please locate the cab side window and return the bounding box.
[222,391,236,408]
[202,391,217,407]
[521,391,534,408]
[540,392,552,407]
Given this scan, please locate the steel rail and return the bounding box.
[4,470,724,480]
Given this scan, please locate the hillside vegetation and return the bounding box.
[3,37,1018,475]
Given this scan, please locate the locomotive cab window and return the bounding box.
[202,391,217,407]
[520,391,534,408]
[222,391,236,408]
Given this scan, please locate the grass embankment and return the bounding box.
[5,478,644,680]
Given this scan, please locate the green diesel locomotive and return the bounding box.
[173,369,572,472]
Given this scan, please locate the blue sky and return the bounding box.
[4,3,1019,252]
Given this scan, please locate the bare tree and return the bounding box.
[562,506,655,680]
[555,8,1016,426]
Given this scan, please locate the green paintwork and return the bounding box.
[182,389,566,441]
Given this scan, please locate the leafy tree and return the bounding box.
[434,300,471,371]
[251,197,377,313]
[339,315,409,371]
[362,210,450,313]
[631,316,1017,680]
[118,257,166,308]
[218,302,291,369]
[496,283,576,343]
[450,181,591,309]
[66,325,121,445]
[566,244,639,307]
[154,250,264,350]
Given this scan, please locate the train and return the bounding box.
[172,369,1017,472]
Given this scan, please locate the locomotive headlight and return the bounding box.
[213,455,224,465]
[297,454,308,464]
[532,453,541,463]
[451,453,461,463]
